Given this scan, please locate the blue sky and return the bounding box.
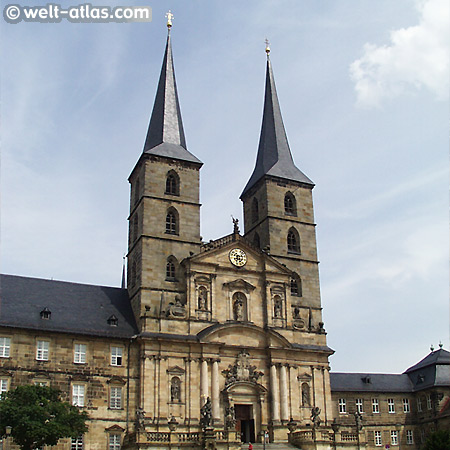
[1,0,449,373]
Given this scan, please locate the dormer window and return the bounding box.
[40,307,51,320]
[107,315,118,327]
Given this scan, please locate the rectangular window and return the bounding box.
[417,397,423,412]
[0,379,8,398]
[34,381,49,387]
[338,398,346,414]
[403,398,410,413]
[388,398,395,413]
[71,436,84,450]
[111,347,123,366]
[372,398,380,413]
[110,387,122,409]
[72,384,85,407]
[391,431,398,446]
[427,395,432,410]
[74,344,87,364]
[109,434,121,450]
[356,398,364,413]
[406,430,414,445]
[36,340,49,361]
[420,429,425,443]
[0,337,11,357]
[374,431,382,447]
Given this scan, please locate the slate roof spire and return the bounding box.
[241,44,313,198]
[143,16,202,165]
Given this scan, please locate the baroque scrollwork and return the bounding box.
[222,350,264,387]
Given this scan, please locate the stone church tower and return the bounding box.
[126,24,333,449]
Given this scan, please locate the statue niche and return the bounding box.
[198,286,208,310]
[232,292,247,321]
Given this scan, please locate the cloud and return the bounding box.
[350,0,450,107]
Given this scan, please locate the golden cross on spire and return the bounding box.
[166,10,174,29]
[265,38,271,55]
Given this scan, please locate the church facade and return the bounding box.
[0,25,448,450]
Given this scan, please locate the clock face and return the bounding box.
[229,248,247,267]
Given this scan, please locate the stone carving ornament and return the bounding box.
[222,350,264,387]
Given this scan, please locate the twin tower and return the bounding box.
[127,31,322,328]
[126,26,331,444]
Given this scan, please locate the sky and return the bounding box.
[1,0,449,374]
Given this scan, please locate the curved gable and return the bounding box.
[197,323,291,349]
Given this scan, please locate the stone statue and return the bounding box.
[311,406,321,427]
[225,405,236,429]
[136,407,145,430]
[302,383,310,406]
[274,297,282,318]
[200,397,212,428]
[293,305,301,319]
[233,297,244,321]
[171,378,180,402]
[232,217,239,234]
[198,288,207,310]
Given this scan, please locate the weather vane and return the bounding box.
[265,38,270,55]
[166,10,174,29]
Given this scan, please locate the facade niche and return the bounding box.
[170,376,181,402]
[232,292,247,321]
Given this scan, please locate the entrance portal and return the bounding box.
[235,404,255,443]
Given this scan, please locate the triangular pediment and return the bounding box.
[223,278,255,292]
[167,365,185,375]
[185,234,292,277]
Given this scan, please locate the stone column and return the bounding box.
[201,359,209,406]
[280,364,289,421]
[212,359,220,421]
[270,364,280,422]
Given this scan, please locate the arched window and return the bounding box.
[165,208,179,235]
[131,261,137,287]
[133,213,138,242]
[166,257,177,281]
[251,198,259,223]
[284,192,296,216]
[170,376,181,402]
[253,232,261,248]
[165,171,180,196]
[290,274,302,297]
[287,228,300,253]
[134,178,140,206]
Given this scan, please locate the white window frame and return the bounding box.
[111,346,123,366]
[71,436,84,450]
[417,397,422,412]
[0,379,8,398]
[372,398,379,413]
[110,386,122,409]
[427,395,432,410]
[374,431,382,447]
[356,398,364,413]
[391,430,398,446]
[388,398,395,413]
[72,384,85,407]
[74,344,87,364]
[406,430,414,445]
[338,398,346,414]
[109,434,121,450]
[36,340,49,361]
[403,398,410,413]
[0,337,11,358]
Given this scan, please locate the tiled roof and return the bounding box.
[0,274,138,339]
[330,372,414,393]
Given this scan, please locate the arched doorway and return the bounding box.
[223,381,268,444]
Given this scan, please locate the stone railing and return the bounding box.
[341,432,358,442]
[200,234,235,252]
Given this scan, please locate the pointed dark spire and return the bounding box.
[241,53,313,198]
[143,32,202,165]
